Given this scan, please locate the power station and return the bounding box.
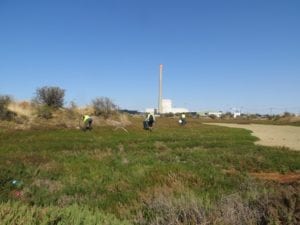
[145,64,188,114]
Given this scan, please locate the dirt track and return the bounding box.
[206,123,300,151]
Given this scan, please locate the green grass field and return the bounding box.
[0,118,299,224]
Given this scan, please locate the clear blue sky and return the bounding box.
[1,0,299,113]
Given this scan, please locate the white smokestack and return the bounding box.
[158,64,163,114]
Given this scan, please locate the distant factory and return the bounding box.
[146,98,188,114]
[145,64,189,114]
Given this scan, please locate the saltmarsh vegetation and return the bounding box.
[0,118,299,224]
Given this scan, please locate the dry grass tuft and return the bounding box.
[139,172,186,207]
[31,179,63,193]
[7,101,33,118]
[213,193,263,225]
[154,141,170,151]
[88,148,113,161]
[136,191,206,225]
[106,114,131,126]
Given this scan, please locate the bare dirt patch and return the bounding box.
[222,168,300,184]
[206,123,300,151]
[250,172,300,184]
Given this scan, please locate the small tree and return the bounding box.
[0,95,11,111]
[92,97,118,118]
[0,95,15,120]
[34,86,65,108]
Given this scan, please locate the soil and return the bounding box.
[206,123,300,151]
[250,172,300,184]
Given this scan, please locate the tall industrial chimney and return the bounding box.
[158,64,163,114]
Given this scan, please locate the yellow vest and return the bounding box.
[83,115,90,123]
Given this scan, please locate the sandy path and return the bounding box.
[206,123,300,151]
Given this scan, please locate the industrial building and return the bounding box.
[145,64,189,114]
[161,99,188,114]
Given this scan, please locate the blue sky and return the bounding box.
[0,0,299,113]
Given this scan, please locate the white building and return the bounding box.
[233,111,241,118]
[162,99,189,114]
[162,99,172,113]
[145,99,188,114]
[231,108,241,118]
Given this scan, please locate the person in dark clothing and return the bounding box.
[178,113,187,126]
[143,113,155,131]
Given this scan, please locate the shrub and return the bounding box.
[0,95,16,120]
[0,202,131,225]
[138,193,206,225]
[92,97,118,118]
[66,101,80,119]
[208,114,217,119]
[36,105,53,119]
[69,100,77,110]
[161,113,175,118]
[221,112,233,119]
[214,193,263,225]
[0,95,11,110]
[282,112,295,117]
[34,86,65,108]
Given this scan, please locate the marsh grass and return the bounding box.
[0,118,299,224]
[0,201,130,225]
